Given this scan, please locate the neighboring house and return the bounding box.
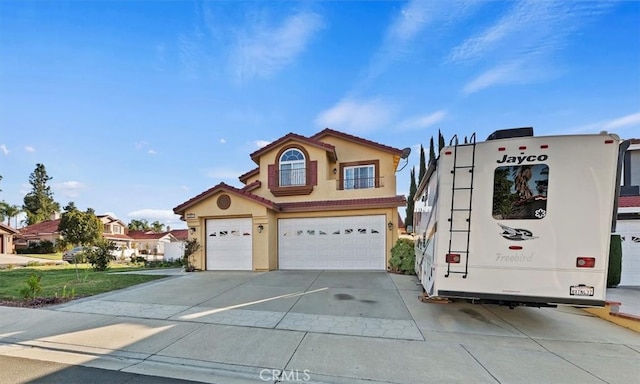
[173,128,407,271]
[617,138,640,286]
[128,230,178,256]
[17,214,133,250]
[98,215,133,249]
[17,218,63,249]
[0,223,18,254]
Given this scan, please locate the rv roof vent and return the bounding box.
[486,127,534,141]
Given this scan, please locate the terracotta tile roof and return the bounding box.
[239,167,260,183]
[169,229,188,241]
[173,182,280,214]
[620,195,640,208]
[397,212,405,229]
[126,230,168,240]
[628,138,640,144]
[278,196,406,212]
[241,180,261,193]
[20,219,61,236]
[311,128,403,155]
[103,233,133,240]
[249,132,337,164]
[0,222,18,234]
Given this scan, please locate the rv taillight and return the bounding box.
[509,246,523,250]
[446,253,461,263]
[540,144,548,149]
[444,151,452,155]
[604,139,614,144]
[519,146,527,150]
[498,147,506,151]
[576,257,595,268]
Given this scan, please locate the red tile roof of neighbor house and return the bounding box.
[311,128,403,155]
[173,182,281,214]
[0,222,19,234]
[19,219,61,235]
[620,196,640,208]
[249,132,338,164]
[169,229,188,241]
[126,230,168,240]
[103,233,133,240]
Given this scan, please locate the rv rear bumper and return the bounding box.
[438,290,605,307]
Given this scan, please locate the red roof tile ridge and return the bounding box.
[311,128,402,154]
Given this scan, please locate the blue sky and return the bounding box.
[1,0,639,229]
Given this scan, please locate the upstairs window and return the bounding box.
[344,164,375,190]
[279,149,306,186]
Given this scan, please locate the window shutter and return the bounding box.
[268,164,276,188]
[310,161,318,186]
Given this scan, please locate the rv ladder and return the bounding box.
[445,133,477,279]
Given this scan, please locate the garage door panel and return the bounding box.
[279,215,385,270]
[206,218,252,270]
[618,221,640,286]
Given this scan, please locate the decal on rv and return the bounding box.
[498,223,539,241]
[496,154,548,164]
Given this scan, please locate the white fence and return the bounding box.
[164,242,185,262]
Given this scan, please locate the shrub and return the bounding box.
[86,239,117,271]
[607,234,622,288]
[20,273,42,300]
[389,238,415,275]
[183,238,201,272]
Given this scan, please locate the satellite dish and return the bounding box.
[396,147,411,172]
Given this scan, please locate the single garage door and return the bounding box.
[278,215,386,270]
[206,218,252,270]
[618,220,640,286]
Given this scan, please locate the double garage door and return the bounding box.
[205,215,386,270]
[278,215,386,270]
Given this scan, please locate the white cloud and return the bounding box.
[554,111,640,135]
[451,1,614,94]
[220,138,226,144]
[0,144,8,155]
[204,167,241,179]
[127,209,182,225]
[366,0,478,80]
[56,181,86,198]
[181,185,189,191]
[148,149,157,155]
[24,146,35,153]
[603,112,640,130]
[254,140,271,149]
[231,10,324,81]
[315,98,395,134]
[397,110,447,131]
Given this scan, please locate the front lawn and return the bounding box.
[19,253,63,261]
[0,266,168,305]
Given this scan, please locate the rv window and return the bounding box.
[492,164,548,220]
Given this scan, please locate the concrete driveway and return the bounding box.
[54,270,424,340]
[1,270,639,384]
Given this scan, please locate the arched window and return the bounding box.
[279,149,306,186]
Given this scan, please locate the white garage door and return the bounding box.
[618,220,640,286]
[206,218,252,270]
[279,215,386,270]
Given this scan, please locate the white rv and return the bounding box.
[413,128,628,307]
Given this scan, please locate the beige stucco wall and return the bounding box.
[183,190,272,271]
[248,138,399,203]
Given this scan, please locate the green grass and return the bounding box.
[19,253,63,261]
[0,266,168,301]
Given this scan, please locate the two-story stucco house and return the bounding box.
[173,128,407,271]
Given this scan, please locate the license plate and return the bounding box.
[570,285,594,296]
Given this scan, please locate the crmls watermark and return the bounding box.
[259,369,311,382]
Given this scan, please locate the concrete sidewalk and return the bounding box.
[0,271,638,384]
[0,253,66,268]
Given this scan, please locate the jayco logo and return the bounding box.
[497,154,548,164]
